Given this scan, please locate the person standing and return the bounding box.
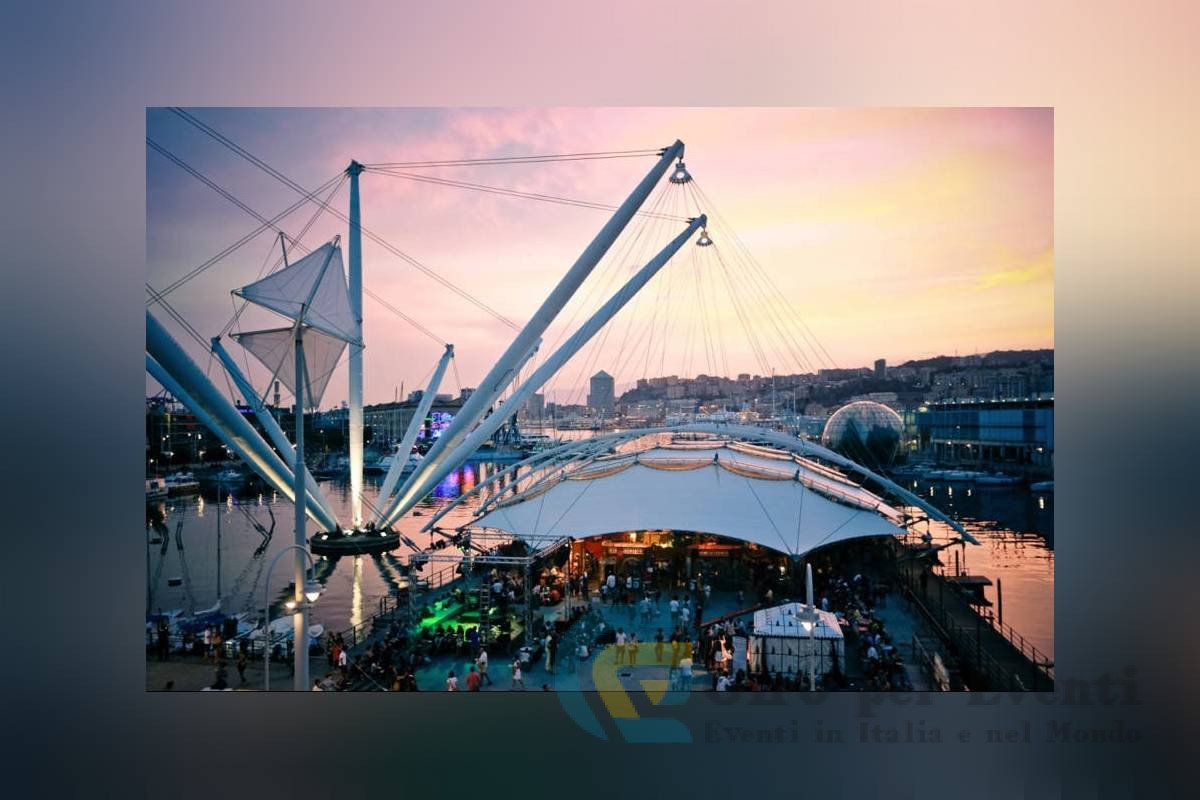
[466,665,482,692]
[614,628,626,664]
[511,660,525,690]
[236,649,248,685]
[654,629,664,664]
[628,633,639,666]
[446,670,459,691]
[477,648,493,686]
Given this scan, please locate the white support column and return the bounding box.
[211,337,339,527]
[347,160,365,528]
[375,343,455,515]
[380,215,705,528]
[145,312,340,532]
[293,323,310,691]
[382,141,686,523]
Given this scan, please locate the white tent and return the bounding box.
[471,457,905,557]
[747,602,845,677]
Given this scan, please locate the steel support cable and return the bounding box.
[689,178,823,367]
[366,168,690,222]
[149,137,448,350]
[547,179,675,406]
[364,148,663,169]
[691,179,837,369]
[717,231,815,375]
[707,230,798,377]
[167,107,517,330]
[694,245,718,377]
[709,247,768,375]
[148,169,343,303]
[585,184,681,390]
[740,473,794,556]
[709,242,773,375]
[686,179,819,373]
[612,191,686,384]
[555,179,674,380]
[638,185,685,380]
[222,176,348,338]
[699,246,732,380]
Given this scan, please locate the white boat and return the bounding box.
[252,618,327,648]
[975,473,1021,486]
[375,449,422,474]
[146,477,168,499]
[165,471,201,494]
[1030,480,1054,492]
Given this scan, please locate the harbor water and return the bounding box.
[146,459,1053,658]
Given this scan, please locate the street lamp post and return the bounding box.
[263,544,323,691]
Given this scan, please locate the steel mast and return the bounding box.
[347,161,366,529]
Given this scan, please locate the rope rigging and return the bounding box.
[364,167,690,222]
[165,107,518,331]
[364,148,664,169]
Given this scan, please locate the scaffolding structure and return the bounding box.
[411,530,571,646]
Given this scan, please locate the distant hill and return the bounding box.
[898,349,1053,371]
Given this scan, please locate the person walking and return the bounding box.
[511,660,525,690]
[236,649,248,685]
[477,648,493,686]
[655,628,664,663]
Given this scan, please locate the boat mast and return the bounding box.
[347,161,365,529]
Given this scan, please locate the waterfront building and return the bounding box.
[362,395,465,447]
[905,397,1054,475]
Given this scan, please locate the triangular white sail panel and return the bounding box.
[235,243,359,344]
[233,326,347,409]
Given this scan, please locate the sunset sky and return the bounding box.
[147,107,1052,407]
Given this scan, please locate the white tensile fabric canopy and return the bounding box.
[234,242,359,345]
[232,325,347,409]
[472,459,905,557]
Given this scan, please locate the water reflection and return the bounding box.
[145,465,1053,657]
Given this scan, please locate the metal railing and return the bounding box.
[894,565,1053,691]
[931,559,1054,678]
[332,561,462,650]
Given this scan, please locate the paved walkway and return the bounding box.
[145,653,326,691]
[405,589,753,691]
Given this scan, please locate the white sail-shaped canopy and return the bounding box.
[471,458,905,558]
[233,326,347,409]
[234,242,360,345]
